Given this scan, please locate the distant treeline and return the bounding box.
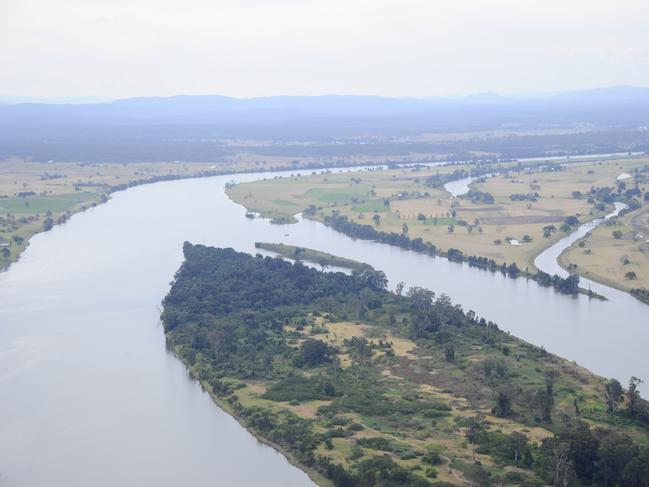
[1,125,647,163]
[323,214,581,295]
[104,160,388,195]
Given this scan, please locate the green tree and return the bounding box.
[444,343,455,363]
[463,463,491,486]
[626,376,643,416]
[506,432,529,464]
[621,447,649,486]
[465,415,486,461]
[539,438,574,487]
[545,370,559,406]
[604,379,624,413]
[43,217,54,231]
[299,339,334,367]
[597,432,637,485]
[406,287,439,337]
[493,390,512,417]
[532,389,553,422]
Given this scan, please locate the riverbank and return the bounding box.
[0,161,232,271]
[0,159,393,273]
[169,347,332,487]
[255,242,373,271]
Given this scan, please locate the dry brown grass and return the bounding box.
[560,209,649,291]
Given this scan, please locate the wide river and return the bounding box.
[1,167,647,486]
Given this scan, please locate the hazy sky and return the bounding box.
[2,0,649,98]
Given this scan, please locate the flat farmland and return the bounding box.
[229,158,649,273]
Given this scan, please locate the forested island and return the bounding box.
[162,243,649,486]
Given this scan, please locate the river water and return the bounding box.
[443,177,473,198]
[535,202,628,282]
[1,168,647,486]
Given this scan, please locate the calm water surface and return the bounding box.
[1,168,647,486]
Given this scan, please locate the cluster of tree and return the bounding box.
[161,246,482,485]
[162,243,649,487]
[543,224,558,238]
[588,183,645,209]
[43,217,53,231]
[466,415,649,487]
[108,170,230,194]
[323,214,582,296]
[534,270,581,294]
[560,215,581,233]
[162,243,390,378]
[323,214,438,256]
[509,192,539,202]
[449,248,520,277]
[466,190,495,204]
[315,454,432,487]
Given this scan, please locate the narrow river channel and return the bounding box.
[0,167,647,486]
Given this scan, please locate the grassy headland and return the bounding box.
[162,244,649,487]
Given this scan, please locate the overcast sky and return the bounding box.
[2,0,649,99]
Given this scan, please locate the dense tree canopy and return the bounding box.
[162,244,649,487]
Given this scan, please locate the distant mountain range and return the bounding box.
[2,86,649,128]
[1,86,648,162]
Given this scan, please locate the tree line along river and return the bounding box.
[0,166,646,486]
